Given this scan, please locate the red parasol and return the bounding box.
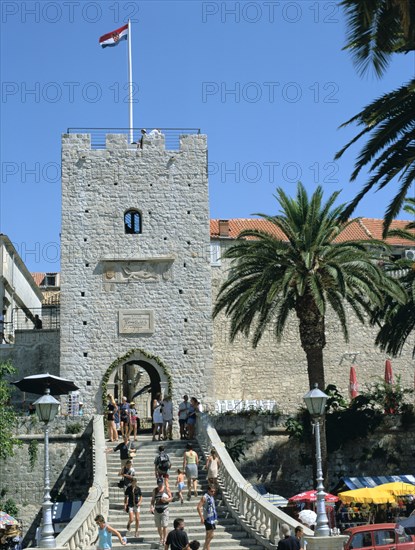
[288,490,339,503]
[384,359,394,385]
[349,365,359,399]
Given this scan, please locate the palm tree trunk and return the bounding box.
[296,295,328,485]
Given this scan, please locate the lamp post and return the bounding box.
[303,383,330,537]
[34,388,60,548]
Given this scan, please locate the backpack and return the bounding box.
[156,452,171,473]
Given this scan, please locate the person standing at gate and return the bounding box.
[129,401,139,441]
[106,394,118,442]
[178,395,190,440]
[162,394,173,441]
[120,396,130,438]
[152,392,163,441]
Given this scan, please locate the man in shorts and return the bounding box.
[150,478,172,546]
[197,485,217,550]
[178,395,190,440]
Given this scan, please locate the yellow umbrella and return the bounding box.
[338,487,396,504]
[376,482,415,496]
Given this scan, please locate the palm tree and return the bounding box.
[213,183,404,393]
[335,79,415,234]
[337,1,415,235]
[340,0,415,77]
[372,198,415,356]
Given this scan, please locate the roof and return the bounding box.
[210,218,415,246]
[343,523,401,534]
[333,475,415,493]
[31,273,45,286]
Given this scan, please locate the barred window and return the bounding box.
[124,210,142,234]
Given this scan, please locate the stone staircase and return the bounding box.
[105,434,266,549]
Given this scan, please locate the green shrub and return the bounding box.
[225,438,247,463]
[65,422,82,434]
[28,440,39,471]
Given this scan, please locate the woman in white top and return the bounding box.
[205,447,220,489]
[152,392,163,441]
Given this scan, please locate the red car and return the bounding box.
[343,523,415,550]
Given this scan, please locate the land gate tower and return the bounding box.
[60,131,213,416]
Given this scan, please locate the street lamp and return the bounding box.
[34,388,60,548]
[303,383,330,537]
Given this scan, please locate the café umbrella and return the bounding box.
[377,482,415,496]
[11,373,79,396]
[0,511,19,529]
[338,487,395,504]
[288,490,339,503]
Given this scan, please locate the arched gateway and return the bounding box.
[60,132,213,413]
[102,349,171,428]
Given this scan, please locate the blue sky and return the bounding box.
[0,1,413,272]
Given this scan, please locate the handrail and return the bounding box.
[196,413,314,548]
[55,416,108,550]
[66,127,201,150]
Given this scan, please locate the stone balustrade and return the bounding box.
[55,416,108,550]
[196,413,314,548]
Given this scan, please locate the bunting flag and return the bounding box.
[99,23,128,48]
[349,365,359,399]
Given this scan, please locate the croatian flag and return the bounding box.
[99,23,128,48]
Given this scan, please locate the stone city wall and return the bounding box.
[0,416,93,538]
[212,240,415,414]
[214,414,415,498]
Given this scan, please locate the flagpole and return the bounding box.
[127,19,133,143]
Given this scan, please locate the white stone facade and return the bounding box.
[60,133,213,413]
[0,235,43,343]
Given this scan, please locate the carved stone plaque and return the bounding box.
[102,258,173,284]
[119,309,155,335]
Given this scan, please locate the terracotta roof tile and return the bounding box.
[31,272,45,286]
[210,218,415,246]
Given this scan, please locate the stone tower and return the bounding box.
[60,132,213,414]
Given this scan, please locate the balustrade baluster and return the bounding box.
[196,413,314,548]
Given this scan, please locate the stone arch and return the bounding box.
[101,349,172,411]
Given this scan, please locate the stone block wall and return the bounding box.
[214,414,415,498]
[0,329,60,406]
[60,133,213,413]
[0,416,92,541]
[212,240,415,413]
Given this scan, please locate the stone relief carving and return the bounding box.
[103,259,173,283]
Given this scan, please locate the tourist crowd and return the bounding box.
[100,393,218,549]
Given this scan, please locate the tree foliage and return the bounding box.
[336,79,415,232]
[0,361,21,460]
[338,1,415,235]
[213,183,404,391]
[371,199,415,356]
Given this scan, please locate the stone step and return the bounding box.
[109,522,246,535]
[104,435,266,549]
[109,536,264,549]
